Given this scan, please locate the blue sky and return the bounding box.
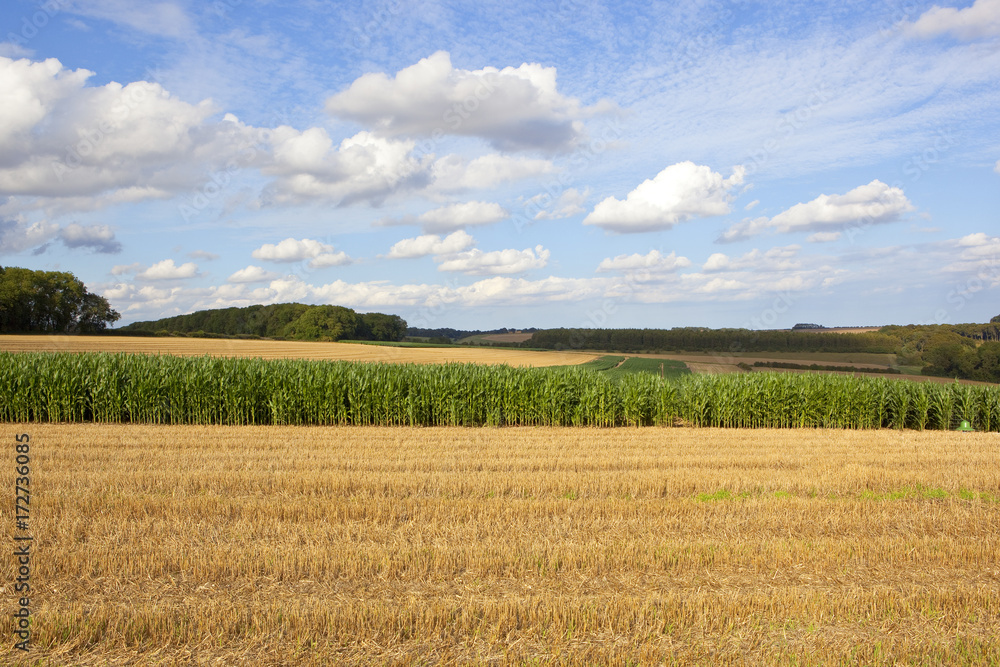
[1,0,999,330]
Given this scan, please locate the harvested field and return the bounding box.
[0,335,595,367]
[476,333,535,343]
[4,424,999,665]
[800,326,883,334]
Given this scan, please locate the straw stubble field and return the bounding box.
[0,335,596,367]
[4,425,998,665]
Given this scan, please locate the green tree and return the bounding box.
[281,305,359,341]
[0,266,119,333]
[972,341,1000,383]
[921,332,977,378]
[358,312,407,341]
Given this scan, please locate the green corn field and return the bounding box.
[1,351,998,429]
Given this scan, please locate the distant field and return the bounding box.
[339,339,456,348]
[456,332,535,344]
[796,326,883,334]
[0,335,596,368]
[478,332,535,343]
[605,356,690,380]
[8,424,998,665]
[569,355,690,380]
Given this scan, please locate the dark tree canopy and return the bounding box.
[992,315,1000,324]
[122,303,407,342]
[0,266,120,333]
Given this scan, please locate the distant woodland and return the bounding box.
[2,262,998,382]
[120,303,406,342]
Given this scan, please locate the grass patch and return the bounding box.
[696,489,732,502]
[606,357,691,380]
[575,355,626,372]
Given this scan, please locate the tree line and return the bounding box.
[121,303,407,342]
[527,327,901,354]
[0,266,120,333]
[527,322,1000,383]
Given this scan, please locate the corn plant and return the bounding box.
[1,351,998,430]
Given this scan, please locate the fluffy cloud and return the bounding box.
[417,201,508,233]
[718,180,914,242]
[701,246,802,273]
[227,265,279,283]
[531,188,589,221]
[0,217,58,253]
[251,237,351,269]
[57,223,121,253]
[941,233,1000,284]
[0,217,122,254]
[904,0,1000,39]
[431,153,555,191]
[325,51,612,153]
[807,231,842,243]
[263,128,430,206]
[435,245,550,275]
[0,57,258,203]
[251,238,350,269]
[137,259,199,281]
[111,262,143,276]
[384,230,475,259]
[596,249,691,273]
[583,162,745,233]
[308,251,351,268]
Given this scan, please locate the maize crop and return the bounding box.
[1,351,998,429]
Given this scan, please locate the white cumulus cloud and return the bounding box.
[0,57,258,205]
[701,246,802,273]
[263,128,430,206]
[596,249,691,273]
[384,230,476,259]
[0,217,58,253]
[58,223,121,253]
[252,238,330,262]
[431,153,555,191]
[904,0,1000,39]
[417,201,508,233]
[308,252,351,268]
[532,188,589,221]
[583,162,745,233]
[251,238,352,269]
[807,231,842,243]
[325,51,613,153]
[137,259,199,281]
[227,265,279,283]
[436,245,550,275]
[718,180,914,242]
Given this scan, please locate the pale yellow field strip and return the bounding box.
[0,334,597,367]
[4,424,998,665]
[477,332,535,343]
